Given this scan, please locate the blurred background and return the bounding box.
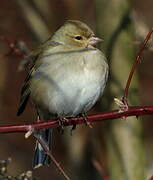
[0,0,153,180]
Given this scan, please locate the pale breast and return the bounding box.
[30,47,108,116]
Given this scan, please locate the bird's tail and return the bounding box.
[32,109,54,169]
[33,128,52,168]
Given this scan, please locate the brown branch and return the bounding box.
[34,133,70,180]
[122,28,153,105]
[93,159,110,180]
[0,36,32,71]
[0,36,26,57]
[0,105,153,134]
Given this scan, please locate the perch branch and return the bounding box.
[0,106,153,133]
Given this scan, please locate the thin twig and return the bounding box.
[93,159,111,180]
[0,36,32,71]
[122,28,153,105]
[34,133,70,180]
[0,36,26,57]
[0,105,153,133]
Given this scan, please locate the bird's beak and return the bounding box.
[88,36,103,46]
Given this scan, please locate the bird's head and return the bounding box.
[51,20,102,48]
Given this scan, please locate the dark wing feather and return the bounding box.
[17,65,34,116]
[17,92,30,116]
[17,40,61,116]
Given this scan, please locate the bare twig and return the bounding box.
[34,133,70,180]
[0,36,28,57]
[0,105,153,133]
[93,159,110,180]
[122,28,153,106]
[0,36,34,71]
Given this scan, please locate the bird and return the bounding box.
[17,20,109,168]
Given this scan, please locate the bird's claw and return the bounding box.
[70,124,77,135]
[58,117,69,134]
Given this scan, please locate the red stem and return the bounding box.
[122,28,153,105]
[93,159,111,180]
[0,105,153,133]
[0,36,26,57]
[34,133,71,180]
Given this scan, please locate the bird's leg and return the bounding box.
[58,116,77,135]
[70,124,77,135]
[58,117,69,134]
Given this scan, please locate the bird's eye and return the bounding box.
[74,35,83,40]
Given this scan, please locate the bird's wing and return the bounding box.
[17,63,35,116]
[17,40,61,116]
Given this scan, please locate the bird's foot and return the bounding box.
[70,124,77,135]
[58,117,69,134]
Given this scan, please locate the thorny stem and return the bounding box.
[34,133,70,180]
[0,106,153,133]
[122,28,153,106]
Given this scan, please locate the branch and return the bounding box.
[0,36,29,57]
[93,159,110,180]
[122,28,153,106]
[0,105,153,133]
[0,36,32,71]
[34,133,70,180]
